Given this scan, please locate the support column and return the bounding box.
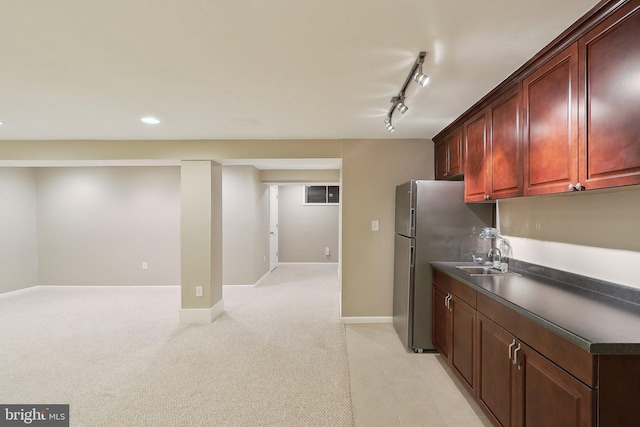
[179,160,224,323]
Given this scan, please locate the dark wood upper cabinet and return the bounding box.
[464,110,489,202]
[523,43,579,196]
[489,86,523,199]
[578,0,640,190]
[435,127,464,180]
[433,0,640,200]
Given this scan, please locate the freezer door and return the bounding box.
[393,234,415,351]
[395,181,416,237]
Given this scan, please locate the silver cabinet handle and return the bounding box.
[568,183,575,191]
[443,294,452,311]
[508,339,516,360]
[512,344,521,365]
[575,182,585,191]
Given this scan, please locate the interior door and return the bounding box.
[269,185,279,271]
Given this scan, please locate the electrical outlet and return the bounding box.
[325,247,330,256]
[196,286,203,297]
[142,262,148,270]
[372,220,380,232]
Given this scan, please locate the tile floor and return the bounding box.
[345,323,493,427]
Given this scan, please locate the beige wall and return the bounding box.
[260,169,341,184]
[37,167,181,286]
[278,185,339,263]
[498,185,640,289]
[0,168,38,293]
[2,138,639,315]
[222,166,270,285]
[0,138,437,319]
[341,139,433,317]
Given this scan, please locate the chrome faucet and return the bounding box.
[487,247,502,271]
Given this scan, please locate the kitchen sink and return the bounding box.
[456,265,520,277]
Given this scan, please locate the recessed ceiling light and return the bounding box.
[0,121,4,126]
[141,116,160,124]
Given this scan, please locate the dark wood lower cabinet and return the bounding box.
[477,314,594,427]
[433,270,602,427]
[432,284,449,359]
[450,295,475,392]
[432,274,477,395]
[477,314,517,427]
[518,341,594,427]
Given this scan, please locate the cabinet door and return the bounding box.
[435,140,448,180]
[446,128,463,178]
[523,43,579,196]
[432,284,449,358]
[450,296,476,394]
[578,1,640,190]
[477,314,517,427]
[517,342,594,427]
[435,128,464,181]
[489,86,523,199]
[464,109,489,202]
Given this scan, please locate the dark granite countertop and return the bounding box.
[430,260,640,355]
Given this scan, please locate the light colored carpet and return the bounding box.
[0,264,353,426]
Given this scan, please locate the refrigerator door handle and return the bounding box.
[410,208,416,234]
[410,246,415,268]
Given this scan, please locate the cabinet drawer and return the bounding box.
[477,292,596,387]
[432,269,477,307]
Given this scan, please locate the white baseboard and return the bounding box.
[340,316,393,324]
[0,285,38,298]
[179,299,225,323]
[277,262,339,266]
[253,270,272,287]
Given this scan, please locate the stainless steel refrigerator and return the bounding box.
[393,180,494,352]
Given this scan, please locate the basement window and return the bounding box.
[304,185,340,204]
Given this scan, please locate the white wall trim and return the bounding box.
[38,285,181,289]
[253,270,272,287]
[2,285,182,298]
[179,299,225,323]
[340,316,393,324]
[0,285,38,298]
[223,284,255,288]
[277,262,339,266]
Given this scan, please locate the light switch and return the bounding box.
[196,286,203,297]
[372,220,379,232]
[142,261,148,270]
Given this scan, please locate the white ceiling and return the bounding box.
[0,0,599,142]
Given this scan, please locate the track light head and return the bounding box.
[414,63,430,86]
[384,117,395,133]
[415,73,430,86]
[397,100,408,114]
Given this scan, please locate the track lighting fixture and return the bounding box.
[414,61,430,87]
[383,51,429,132]
[397,97,409,115]
[385,117,395,133]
